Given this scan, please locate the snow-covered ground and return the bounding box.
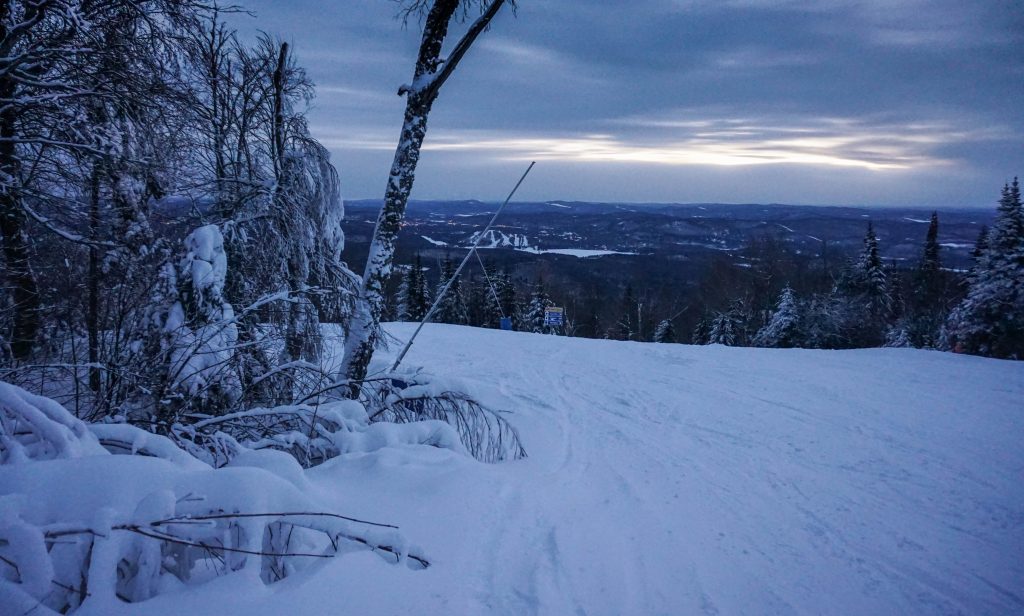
[11,325,1024,615]
[517,247,638,258]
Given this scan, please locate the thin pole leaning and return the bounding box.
[390,161,536,372]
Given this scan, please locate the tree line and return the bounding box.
[388,179,1024,360]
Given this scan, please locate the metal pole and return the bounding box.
[390,161,535,372]
[475,248,506,319]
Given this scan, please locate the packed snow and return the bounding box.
[421,235,448,246]
[468,229,531,249]
[518,247,638,258]
[3,325,1023,615]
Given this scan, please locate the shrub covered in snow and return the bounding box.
[0,381,446,614]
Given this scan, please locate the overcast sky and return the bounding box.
[234,1,1023,207]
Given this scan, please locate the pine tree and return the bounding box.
[966,225,991,280]
[922,211,941,272]
[906,213,948,347]
[653,319,676,343]
[708,312,738,346]
[884,326,912,348]
[526,279,555,334]
[859,221,890,315]
[801,295,847,349]
[753,285,801,348]
[833,222,891,347]
[466,271,500,328]
[618,284,637,341]
[473,261,503,328]
[395,265,414,321]
[948,178,1024,358]
[433,255,468,325]
[408,254,431,321]
[496,270,519,329]
[692,316,711,345]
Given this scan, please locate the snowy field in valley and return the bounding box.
[6,324,1024,615]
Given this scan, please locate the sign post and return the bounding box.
[544,307,564,328]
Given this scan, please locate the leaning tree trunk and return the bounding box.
[338,0,507,388]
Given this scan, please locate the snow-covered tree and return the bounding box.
[409,254,432,321]
[948,178,1024,358]
[799,295,848,349]
[753,285,801,348]
[161,225,242,419]
[396,267,413,321]
[707,311,739,346]
[904,212,950,348]
[691,316,711,345]
[496,270,519,329]
[433,256,469,325]
[396,256,429,322]
[467,263,502,328]
[832,222,892,347]
[858,221,890,317]
[618,284,638,341]
[922,211,941,272]
[525,280,555,334]
[340,0,512,385]
[884,326,912,348]
[653,319,676,343]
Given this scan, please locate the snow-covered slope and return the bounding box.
[88,325,1024,615]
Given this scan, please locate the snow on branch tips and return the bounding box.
[360,372,527,463]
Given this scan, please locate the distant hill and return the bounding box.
[342,200,991,272]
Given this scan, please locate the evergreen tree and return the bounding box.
[691,316,711,345]
[922,211,941,272]
[884,326,912,348]
[708,311,738,346]
[753,285,801,348]
[466,270,501,328]
[833,221,891,346]
[475,261,504,328]
[948,178,1024,358]
[408,254,432,321]
[800,295,848,349]
[433,255,468,325]
[618,284,638,341]
[858,221,890,315]
[526,279,555,334]
[395,265,414,321]
[653,319,676,343]
[496,270,519,329]
[906,213,948,347]
[966,225,991,280]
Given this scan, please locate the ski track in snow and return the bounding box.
[109,325,1024,616]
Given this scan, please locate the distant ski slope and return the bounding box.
[119,325,1024,616]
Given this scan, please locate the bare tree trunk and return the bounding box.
[338,0,507,387]
[88,163,102,391]
[0,104,39,361]
[271,41,310,362]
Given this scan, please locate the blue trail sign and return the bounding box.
[544,307,564,326]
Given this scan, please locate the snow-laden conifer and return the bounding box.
[653,319,677,343]
[526,280,556,334]
[753,285,801,348]
[948,178,1024,357]
[433,256,469,325]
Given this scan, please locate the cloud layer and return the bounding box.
[234,0,1023,207]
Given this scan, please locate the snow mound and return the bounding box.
[0,382,437,614]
